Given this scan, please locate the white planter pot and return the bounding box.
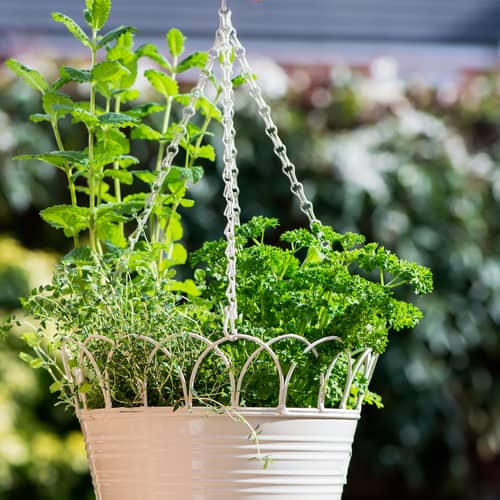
[79,406,360,500]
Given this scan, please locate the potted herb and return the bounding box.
[3,1,433,499]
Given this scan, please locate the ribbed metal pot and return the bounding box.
[79,406,360,500]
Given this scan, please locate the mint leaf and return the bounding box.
[92,61,130,83]
[42,91,74,119]
[99,112,139,128]
[87,0,111,30]
[14,151,87,171]
[176,52,208,73]
[167,28,185,59]
[144,69,178,98]
[60,66,92,83]
[52,12,91,48]
[6,59,49,93]
[131,124,162,141]
[40,205,90,238]
[98,26,137,48]
[136,43,171,70]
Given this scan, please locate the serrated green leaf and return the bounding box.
[197,97,222,122]
[52,12,91,48]
[97,223,127,247]
[92,61,130,83]
[60,66,92,83]
[116,29,135,50]
[133,170,156,185]
[42,91,74,119]
[62,246,93,265]
[176,51,208,73]
[14,151,87,170]
[95,128,130,156]
[40,205,90,237]
[6,59,49,93]
[87,0,111,30]
[160,243,188,269]
[165,166,204,184]
[56,106,99,129]
[180,198,195,207]
[195,144,215,161]
[136,43,171,70]
[167,28,185,59]
[99,112,139,128]
[190,166,204,183]
[112,88,140,103]
[131,124,162,141]
[103,169,133,184]
[144,69,178,98]
[90,154,138,169]
[50,77,71,92]
[29,113,51,123]
[126,103,165,119]
[98,25,137,48]
[96,81,112,99]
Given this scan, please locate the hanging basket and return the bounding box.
[80,407,360,500]
[66,4,380,499]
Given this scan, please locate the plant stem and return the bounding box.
[155,97,173,173]
[52,120,80,248]
[113,96,124,234]
[169,115,212,253]
[88,29,98,253]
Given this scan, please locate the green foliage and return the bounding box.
[144,69,179,98]
[98,26,136,49]
[86,0,111,30]
[191,217,432,407]
[5,59,49,93]
[167,28,186,59]
[51,13,91,48]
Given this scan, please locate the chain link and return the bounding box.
[219,8,240,337]
[128,34,220,250]
[230,31,328,247]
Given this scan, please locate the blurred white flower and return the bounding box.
[251,58,288,99]
[361,57,404,104]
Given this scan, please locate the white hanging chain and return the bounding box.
[229,31,328,248]
[127,4,325,340]
[219,8,240,337]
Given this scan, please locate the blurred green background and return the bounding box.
[1,54,500,499]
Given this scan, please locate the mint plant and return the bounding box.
[7,0,215,272]
[4,0,221,404]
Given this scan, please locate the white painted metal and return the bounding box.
[80,407,360,500]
